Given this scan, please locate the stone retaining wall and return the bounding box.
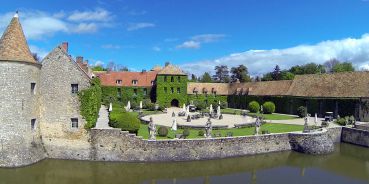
[342,127,369,147]
[288,129,334,155]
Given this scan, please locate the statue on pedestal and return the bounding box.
[205,118,212,138]
[148,117,156,140]
[255,117,261,135]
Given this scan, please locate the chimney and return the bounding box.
[83,60,88,65]
[76,56,83,64]
[62,42,68,53]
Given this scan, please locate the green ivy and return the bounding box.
[78,78,102,129]
[187,94,227,108]
[156,75,188,107]
[101,86,153,106]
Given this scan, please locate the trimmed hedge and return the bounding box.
[263,101,275,114]
[158,126,169,137]
[109,106,140,134]
[248,101,260,113]
[79,78,102,129]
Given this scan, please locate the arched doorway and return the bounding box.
[171,99,179,107]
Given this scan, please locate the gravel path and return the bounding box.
[95,105,112,129]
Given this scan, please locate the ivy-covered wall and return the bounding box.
[101,86,153,106]
[156,75,188,107]
[228,95,359,118]
[188,94,228,107]
[78,78,102,129]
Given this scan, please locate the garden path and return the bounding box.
[95,105,112,129]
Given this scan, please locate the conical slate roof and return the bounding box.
[158,64,186,75]
[0,13,36,63]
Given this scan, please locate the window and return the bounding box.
[132,80,138,85]
[71,118,78,128]
[116,80,122,85]
[133,89,138,95]
[178,76,181,82]
[177,87,181,94]
[144,88,147,95]
[31,83,36,95]
[164,76,167,82]
[171,76,174,82]
[31,119,36,130]
[171,87,174,94]
[164,87,167,93]
[71,84,79,94]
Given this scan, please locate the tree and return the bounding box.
[201,72,213,83]
[272,65,281,80]
[190,74,197,82]
[261,72,273,81]
[280,71,295,80]
[107,61,118,71]
[230,64,251,82]
[91,65,106,71]
[213,65,230,83]
[324,58,340,73]
[332,62,355,73]
[32,53,41,62]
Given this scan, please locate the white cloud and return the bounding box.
[176,41,200,49]
[0,9,113,39]
[181,34,369,76]
[101,44,121,49]
[177,33,225,49]
[72,23,98,33]
[93,60,105,66]
[67,8,112,22]
[127,22,155,31]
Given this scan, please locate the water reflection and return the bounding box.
[0,143,369,184]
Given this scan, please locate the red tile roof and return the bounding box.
[97,71,158,87]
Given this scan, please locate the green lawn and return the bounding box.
[221,108,298,120]
[137,123,304,140]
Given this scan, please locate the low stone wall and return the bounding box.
[342,127,369,147]
[327,127,342,143]
[90,128,292,162]
[288,129,334,155]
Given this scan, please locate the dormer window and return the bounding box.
[116,80,122,85]
[193,87,198,94]
[132,80,138,85]
[212,88,217,95]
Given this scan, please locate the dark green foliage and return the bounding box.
[91,65,106,71]
[78,78,102,129]
[297,106,307,118]
[332,62,355,73]
[145,102,156,111]
[248,101,260,113]
[183,129,190,137]
[261,130,270,134]
[156,75,188,107]
[200,72,213,83]
[263,101,276,114]
[230,64,251,82]
[335,117,347,126]
[198,130,205,136]
[213,65,230,83]
[158,126,169,137]
[109,107,140,133]
[188,95,227,110]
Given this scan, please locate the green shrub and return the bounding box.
[198,130,205,136]
[145,102,156,111]
[109,108,140,134]
[297,106,307,118]
[194,100,206,110]
[183,129,190,138]
[220,101,228,109]
[248,101,260,113]
[262,101,275,114]
[261,130,270,134]
[335,117,347,126]
[158,126,169,137]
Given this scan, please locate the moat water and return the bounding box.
[1,143,369,184]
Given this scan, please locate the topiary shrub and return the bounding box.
[297,106,307,118]
[263,101,275,114]
[183,129,190,138]
[194,100,206,110]
[145,102,156,111]
[198,130,205,136]
[335,117,347,126]
[109,108,140,134]
[248,101,260,113]
[158,126,169,137]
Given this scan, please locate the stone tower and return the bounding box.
[0,13,45,167]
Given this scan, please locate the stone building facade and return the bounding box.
[0,14,91,167]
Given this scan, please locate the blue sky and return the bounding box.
[1,0,369,76]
